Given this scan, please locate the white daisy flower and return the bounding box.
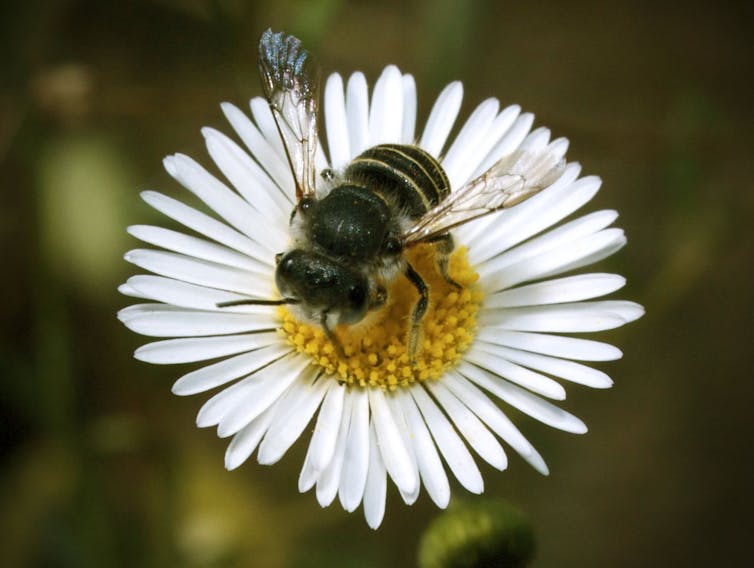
[119,32,643,529]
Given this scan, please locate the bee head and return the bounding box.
[275,249,369,325]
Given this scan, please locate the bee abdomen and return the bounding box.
[345,144,450,219]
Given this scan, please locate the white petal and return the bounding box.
[481,228,627,292]
[471,104,523,178]
[214,355,309,438]
[481,300,645,333]
[346,72,370,158]
[455,105,526,187]
[363,421,387,529]
[118,304,275,337]
[128,225,264,271]
[193,350,298,426]
[118,283,144,298]
[443,371,548,474]
[368,388,418,497]
[165,154,280,252]
[465,168,597,265]
[324,73,351,170]
[298,440,319,493]
[124,249,273,298]
[249,97,288,162]
[175,342,291,396]
[487,111,535,159]
[220,102,294,193]
[419,81,463,157]
[135,331,279,364]
[546,137,570,161]
[427,380,508,470]
[401,74,417,143]
[397,392,450,508]
[442,98,499,188]
[124,275,277,313]
[448,111,535,207]
[475,329,622,362]
[484,273,626,309]
[257,371,328,465]
[202,126,292,221]
[338,388,370,512]
[316,391,353,507]
[465,345,566,400]
[410,386,483,494]
[224,406,276,470]
[459,362,587,434]
[308,382,347,473]
[520,127,551,152]
[479,210,619,279]
[478,343,614,389]
[386,394,420,505]
[456,157,579,250]
[141,191,260,259]
[368,65,403,145]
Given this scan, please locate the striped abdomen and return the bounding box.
[344,144,450,218]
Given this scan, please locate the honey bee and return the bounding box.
[220,29,564,358]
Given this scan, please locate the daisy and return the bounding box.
[119,45,643,529]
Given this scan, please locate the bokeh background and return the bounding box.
[2,0,753,566]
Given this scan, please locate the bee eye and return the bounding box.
[320,168,335,181]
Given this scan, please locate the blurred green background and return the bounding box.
[2,0,753,566]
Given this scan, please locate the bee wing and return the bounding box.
[258,29,320,201]
[402,147,566,246]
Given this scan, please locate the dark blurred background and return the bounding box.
[2,1,753,566]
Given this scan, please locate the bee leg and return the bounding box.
[432,233,462,289]
[405,262,429,361]
[321,311,346,359]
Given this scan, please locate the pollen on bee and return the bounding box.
[278,245,482,389]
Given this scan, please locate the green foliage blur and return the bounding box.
[2,1,753,566]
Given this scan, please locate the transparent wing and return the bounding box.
[258,29,320,201]
[402,147,566,246]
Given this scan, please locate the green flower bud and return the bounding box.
[418,500,535,568]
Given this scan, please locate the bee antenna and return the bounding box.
[216,298,300,308]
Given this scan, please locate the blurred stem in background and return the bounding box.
[418,500,535,568]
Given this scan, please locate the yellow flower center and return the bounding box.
[278,245,483,390]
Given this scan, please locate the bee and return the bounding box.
[220,29,564,359]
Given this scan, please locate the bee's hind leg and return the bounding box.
[405,262,429,362]
[430,233,462,290]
